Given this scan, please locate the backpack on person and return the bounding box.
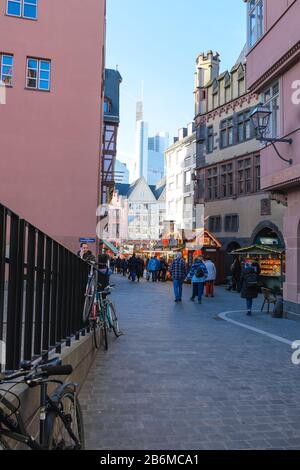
[195,267,205,278]
[245,273,258,288]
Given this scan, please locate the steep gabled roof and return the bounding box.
[116,177,166,201]
[151,184,166,200]
[115,183,130,196]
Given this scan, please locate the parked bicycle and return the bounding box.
[0,358,84,450]
[83,262,122,350]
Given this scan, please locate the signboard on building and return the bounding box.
[79,238,96,244]
[260,238,279,246]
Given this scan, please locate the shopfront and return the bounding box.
[230,245,285,293]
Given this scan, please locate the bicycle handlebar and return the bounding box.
[0,364,73,383]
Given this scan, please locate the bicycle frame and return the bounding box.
[0,379,81,450]
[85,264,98,298]
[96,292,112,328]
[0,389,43,449]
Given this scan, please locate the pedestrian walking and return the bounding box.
[227,257,242,292]
[159,257,168,282]
[128,254,139,282]
[204,257,217,297]
[110,257,116,273]
[168,253,187,303]
[121,258,128,277]
[115,257,122,274]
[251,257,261,275]
[240,262,259,316]
[147,256,160,282]
[136,257,145,283]
[188,256,208,304]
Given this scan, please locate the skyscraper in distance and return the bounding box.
[135,100,149,181]
[148,131,169,185]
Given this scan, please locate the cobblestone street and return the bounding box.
[80,275,300,450]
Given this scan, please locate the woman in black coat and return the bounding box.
[240,263,259,316]
[136,257,145,282]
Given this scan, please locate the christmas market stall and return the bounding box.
[184,229,225,284]
[230,244,285,292]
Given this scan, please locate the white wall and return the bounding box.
[165,134,196,231]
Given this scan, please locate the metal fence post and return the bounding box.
[24,224,36,361]
[33,231,45,359]
[0,205,6,345]
[42,236,52,358]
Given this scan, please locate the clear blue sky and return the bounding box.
[106,0,247,176]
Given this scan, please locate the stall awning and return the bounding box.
[102,239,119,255]
[230,244,284,256]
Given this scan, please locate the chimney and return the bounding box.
[178,127,188,140]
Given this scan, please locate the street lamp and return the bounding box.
[250,103,293,165]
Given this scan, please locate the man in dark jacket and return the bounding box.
[240,263,259,316]
[115,257,122,274]
[128,254,139,282]
[77,243,95,263]
[159,258,168,282]
[227,257,241,292]
[136,257,145,282]
[120,258,128,276]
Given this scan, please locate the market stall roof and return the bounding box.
[185,229,222,249]
[230,244,284,256]
[101,239,119,255]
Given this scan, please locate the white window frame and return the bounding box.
[261,82,280,139]
[184,170,191,186]
[7,0,38,20]
[6,0,21,17]
[26,58,51,91]
[247,0,264,49]
[0,54,14,86]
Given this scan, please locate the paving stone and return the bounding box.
[80,276,300,450]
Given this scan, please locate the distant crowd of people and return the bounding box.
[110,254,169,283]
[78,242,262,317]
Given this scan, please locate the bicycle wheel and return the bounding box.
[83,273,96,324]
[0,438,9,450]
[45,387,85,450]
[107,301,122,338]
[90,319,101,350]
[102,315,108,351]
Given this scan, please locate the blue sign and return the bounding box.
[79,238,96,244]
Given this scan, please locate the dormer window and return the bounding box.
[248,0,264,48]
[238,77,245,96]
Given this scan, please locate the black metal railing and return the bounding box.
[0,203,89,372]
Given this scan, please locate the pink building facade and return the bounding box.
[245,0,300,316]
[0,0,106,253]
